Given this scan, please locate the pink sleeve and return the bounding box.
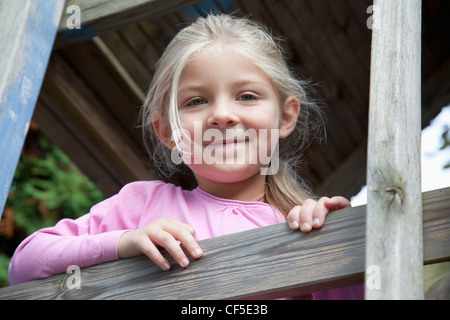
[8,182,146,285]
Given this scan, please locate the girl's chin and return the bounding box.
[188,163,264,183]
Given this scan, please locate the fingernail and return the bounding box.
[290,221,299,229]
[194,247,203,257]
[163,262,171,271]
[301,222,311,231]
[312,218,320,227]
[181,257,190,267]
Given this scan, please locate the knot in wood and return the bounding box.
[385,184,405,205]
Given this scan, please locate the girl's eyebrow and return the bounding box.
[178,83,205,93]
[179,78,269,93]
[232,78,268,88]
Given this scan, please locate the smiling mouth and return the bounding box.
[205,137,249,147]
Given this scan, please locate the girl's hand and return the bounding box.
[287,196,351,233]
[117,219,203,271]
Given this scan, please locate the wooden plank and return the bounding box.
[265,0,365,157]
[64,37,145,109]
[33,96,123,198]
[56,0,204,47]
[0,187,448,300]
[0,0,65,215]
[424,262,450,300]
[306,0,370,107]
[366,0,423,299]
[422,188,450,264]
[41,52,155,185]
[262,0,351,178]
[285,0,367,110]
[97,31,151,92]
[325,0,371,71]
[60,38,146,146]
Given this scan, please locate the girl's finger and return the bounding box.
[324,196,351,211]
[149,220,202,268]
[160,221,203,259]
[311,197,330,229]
[137,235,172,271]
[160,219,196,236]
[287,205,302,230]
[152,230,192,268]
[298,199,316,232]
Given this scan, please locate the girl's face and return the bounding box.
[163,51,299,186]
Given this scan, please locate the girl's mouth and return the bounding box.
[205,137,249,147]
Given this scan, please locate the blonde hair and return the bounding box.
[141,14,326,217]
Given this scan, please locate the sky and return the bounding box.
[350,105,450,206]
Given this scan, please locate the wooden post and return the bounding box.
[0,0,65,215]
[366,0,423,299]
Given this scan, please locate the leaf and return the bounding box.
[8,133,105,235]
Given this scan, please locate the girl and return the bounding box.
[9,14,357,298]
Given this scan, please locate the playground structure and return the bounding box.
[0,0,449,299]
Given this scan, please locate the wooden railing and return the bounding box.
[0,187,448,300]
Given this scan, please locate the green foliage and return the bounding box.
[0,253,10,287]
[1,134,105,287]
[6,135,105,235]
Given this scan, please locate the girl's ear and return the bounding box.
[279,96,300,138]
[152,112,173,148]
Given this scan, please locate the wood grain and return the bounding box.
[366,0,423,299]
[41,52,155,185]
[0,0,65,214]
[0,187,448,300]
[56,0,204,47]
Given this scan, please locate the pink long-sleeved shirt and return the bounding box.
[8,180,363,299]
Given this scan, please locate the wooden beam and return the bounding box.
[0,187,448,300]
[424,262,450,300]
[0,0,65,215]
[41,52,155,186]
[366,0,423,299]
[33,96,123,198]
[56,0,204,48]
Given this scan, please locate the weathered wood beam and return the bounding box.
[366,0,423,299]
[33,95,123,198]
[41,52,155,186]
[56,0,204,48]
[0,187,448,300]
[0,0,65,215]
[424,262,450,300]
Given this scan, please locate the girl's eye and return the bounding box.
[186,98,206,106]
[238,94,257,102]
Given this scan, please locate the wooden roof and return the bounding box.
[33,0,450,200]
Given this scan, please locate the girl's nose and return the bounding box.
[207,100,239,129]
